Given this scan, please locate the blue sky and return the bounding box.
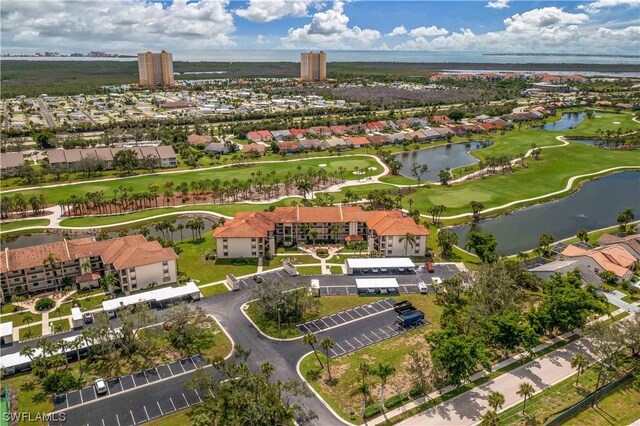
[1,0,639,54]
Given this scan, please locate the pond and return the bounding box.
[394,141,493,181]
[1,216,217,250]
[451,171,640,255]
[569,139,620,148]
[543,112,585,131]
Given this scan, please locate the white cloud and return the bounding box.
[281,1,381,49]
[409,26,449,37]
[256,34,266,44]
[1,0,236,52]
[391,7,637,54]
[578,0,640,13]
[388,26,408,37]
[486,0,509,9]
[235,0,312,23]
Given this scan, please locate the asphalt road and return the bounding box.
[43,268,460,425]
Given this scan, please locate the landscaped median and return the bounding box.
[0,218,50,233]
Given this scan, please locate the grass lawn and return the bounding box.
[0,303,19,314]
[563,382,640,426]
[175,234,256,284]
[1,311,42,324]
[299,295,442,423]
[145,409,193,426]
[322,143,639,219]
[51,303,72,317]
[76,294,110,311]
[379,175,421,185]
[201,318,234,361]
[2,371,54,426]
[296,266,323,275]
[0,218,50,232]
[199,284,229,298]
[4,156,380,205]
[73,288,108,299]
[330,266,344,274]
[19,324,42,340]
[50,318,71,333]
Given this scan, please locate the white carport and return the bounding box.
[71,307,84,328]
[0,321,13,345]
[355,278,399,291]
[102,282,201,312]
[345,258,416,275]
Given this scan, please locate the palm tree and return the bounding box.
[22,313,34,337]
[80,260,92,275]
[297,181,312,199]
[303,332,323,369]
[177,223,185,242]
[100,272,119,297]
[481,410,500,426]
[320,337,335,382]
[400,233,416,256]
[470,200,485,222]
[355,361,372,418]
[43,252,62,287]
[376,362,396,412]
[19,345,35,361]
[70,337,84,374]
[517,382,535,415]
[571,353,589,386]
[308,228,319,246]
[617,208,635,232]
[487,390,505,412]
[576,229,589,243]
[328,223,341,243]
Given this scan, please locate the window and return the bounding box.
[387,250,392,254]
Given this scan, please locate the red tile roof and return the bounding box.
[187,134,212,145]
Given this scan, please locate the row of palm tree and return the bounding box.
[59,166,350,217]
[0,193,48,219]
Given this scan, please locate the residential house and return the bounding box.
[270,130,292,141]
[387,133,407,144]
[212,206,429,258]
[346,136,370,148]
[366,135,391,146]
[421,128,444,140]
[299,139,323,150]
[431,115,451,125]
[289,128,307,139]
[597,233,640,260]
[276,141,300,154]
[205,142,230,155]
[560,244,637,282]
[322,138,349,150]
[0,153,24,177]
[187,134,212,146]
[242,143,266,156]
[528,260,602,285]
[329,125,348,135]
[307,126,332,137]
[366,121,386,132]
[404,131,428,142]
[46,146,177,171]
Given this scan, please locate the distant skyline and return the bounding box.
[1,0,639,57]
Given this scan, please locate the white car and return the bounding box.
[431,277,443,286]
[417,281,429,294]
[94,378,108,395]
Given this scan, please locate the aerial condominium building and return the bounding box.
[213,206,429,258]
[300,51,327,81]
[137,50,175,87]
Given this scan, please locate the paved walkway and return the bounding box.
[393,333,600,426]
[601,289,640,313]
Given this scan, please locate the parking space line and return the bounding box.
[130,374,137,387]
[319,319,329,328]
[326,316,339,326]
[361,334,373,344]
[116,414,121,426]
[143,406,150,421]
[342,340,356,351]
[344,310,356,320]
[170,397,177,412]
[157,401,163,416]
[336,313,347,323]
[179,361,186,373]
[353,336,365,347]
[346,286,351,295]
[130,410,136,425]
[386,325,399,335]
[194,389,203,403]
[79,390,84,404]
[182,393,190,407]
[208,388,215,398]
[334,342,346,353]
[102,418,106,426]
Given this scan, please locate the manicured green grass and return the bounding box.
[51,303,72,317]
[3,156,379,205]
[563,382,640,426]
[0,311,42,324]
[567,111,638,134]
[175,234,258,283]
[2,371,54,426]
[296,266,323,275]
[199,284,229,298]
[0,303,19,314]
[19,325,42,340]
[200,317,234,360]
[330,266,344,274]
[76,294,110,311]
[145,409,193,426]
[0,218,50,232]
[379,175,420,185]
[323,143,639,219]
[50,318,71,333]
[73,288,107,299]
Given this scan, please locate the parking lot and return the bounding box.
[53,355,206,411]
[296,298,395,334]
[325,309,429,358]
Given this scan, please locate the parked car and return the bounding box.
[83,313,93,324]
[432,277,442,286]
[106,310,116,319]
[94,378,108,395]
[380,268,388,274]
[395,309,424,327]
[253,275,264,283]
[425,262,435,273]
[371,268,379,274]
[417,281,429,294]
[393,300,414,314]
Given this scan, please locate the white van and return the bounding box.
[417,281,428,294]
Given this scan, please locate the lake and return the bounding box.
[0,217,217,250]
[451,171,640,255]
[394,141,492,181]
[543,112,586,131]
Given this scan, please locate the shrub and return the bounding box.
[384,393,408,409]
[316,249,329,258]
[35,297,55,311]
[364,404,381,418]
[42,371,82,393]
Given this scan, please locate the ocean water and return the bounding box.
[3,50,640,65]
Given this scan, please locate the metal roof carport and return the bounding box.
[355,278,400,290]
[102,282,201,312]
[345,258,416,274]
